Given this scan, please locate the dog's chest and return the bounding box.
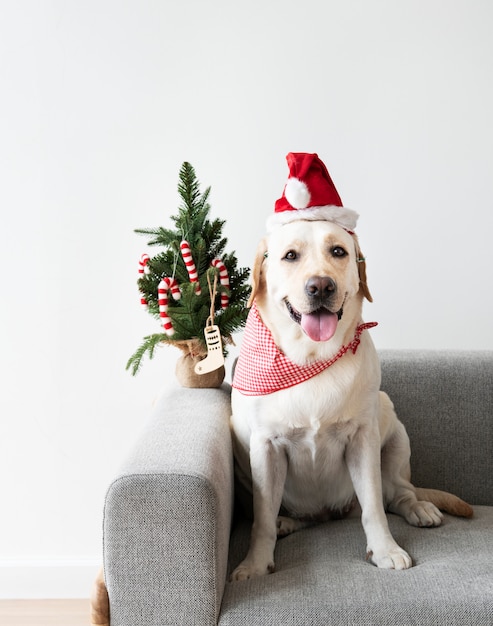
[255,375,362,514]
[260,363,361,429]
[278,419,358,516]
[277,414,358,461]
[263,381,361,476]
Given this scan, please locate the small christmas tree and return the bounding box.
[126,161,251,376]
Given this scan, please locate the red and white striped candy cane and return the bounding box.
[180,240,201,295]
[211,258,229,309]
[138,254,151,309]
[158,277,181,336]
[138,253,151,276]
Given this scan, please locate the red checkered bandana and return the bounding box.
[232,302,377,396]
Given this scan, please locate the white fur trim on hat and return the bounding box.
[266,205,359,233]
[284,177,310,209]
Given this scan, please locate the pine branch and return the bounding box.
[177,162,202,210]
[133,226,179,247]
[126,333,167,375]
[196,185,211,213]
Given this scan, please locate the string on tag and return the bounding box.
[195,269,225,375]
[206,270,218,328]
[171,247,180,280]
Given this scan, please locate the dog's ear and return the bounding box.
[353,234,373,303]
[248,237,268,306]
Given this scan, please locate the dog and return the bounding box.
[230,213,472,581]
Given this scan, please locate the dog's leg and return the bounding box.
[346,421,413,570]
[381,420,443,527]
[231,434,287,581]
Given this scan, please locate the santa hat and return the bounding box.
[266,153,359,232]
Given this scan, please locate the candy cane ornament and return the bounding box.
[138,253,151,276]
[180,240,201,295]
[138,254,151,309]
[211,258,230,309]
[158,277,181,336]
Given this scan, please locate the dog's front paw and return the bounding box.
[405,501,443,527]
[367,546,412,570]
[230,557,275,581]
[276,515,309,537]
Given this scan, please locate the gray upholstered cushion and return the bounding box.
[222,507,493,625]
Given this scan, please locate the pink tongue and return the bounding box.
[301,309,338,342]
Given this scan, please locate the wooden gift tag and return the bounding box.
[194,324,225,375]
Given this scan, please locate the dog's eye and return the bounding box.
[284,250,298,261]
[331,246,347,258]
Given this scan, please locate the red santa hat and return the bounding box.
[266,153,359,232]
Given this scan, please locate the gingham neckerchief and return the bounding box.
[232,302,378,396]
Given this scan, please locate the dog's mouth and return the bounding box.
[285,300,343,342]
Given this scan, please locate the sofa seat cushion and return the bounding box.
[220,506,493,625]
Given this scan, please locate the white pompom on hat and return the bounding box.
[267,153,359,232]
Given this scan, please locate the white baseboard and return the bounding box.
[0,558,101,599]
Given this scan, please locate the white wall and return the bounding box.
[1,0,492,598]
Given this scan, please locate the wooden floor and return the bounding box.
[0,600,90,626]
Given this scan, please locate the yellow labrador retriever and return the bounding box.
[230,217,472,581]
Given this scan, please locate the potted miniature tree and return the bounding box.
[126,161,250,387]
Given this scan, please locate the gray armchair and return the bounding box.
[103,351,493,625]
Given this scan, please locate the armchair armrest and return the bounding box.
[103,383,233,626]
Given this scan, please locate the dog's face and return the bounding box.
[250,220,371,345]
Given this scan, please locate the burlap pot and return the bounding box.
[173,338,225,388]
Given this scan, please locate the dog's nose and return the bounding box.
[305,276,336,300]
